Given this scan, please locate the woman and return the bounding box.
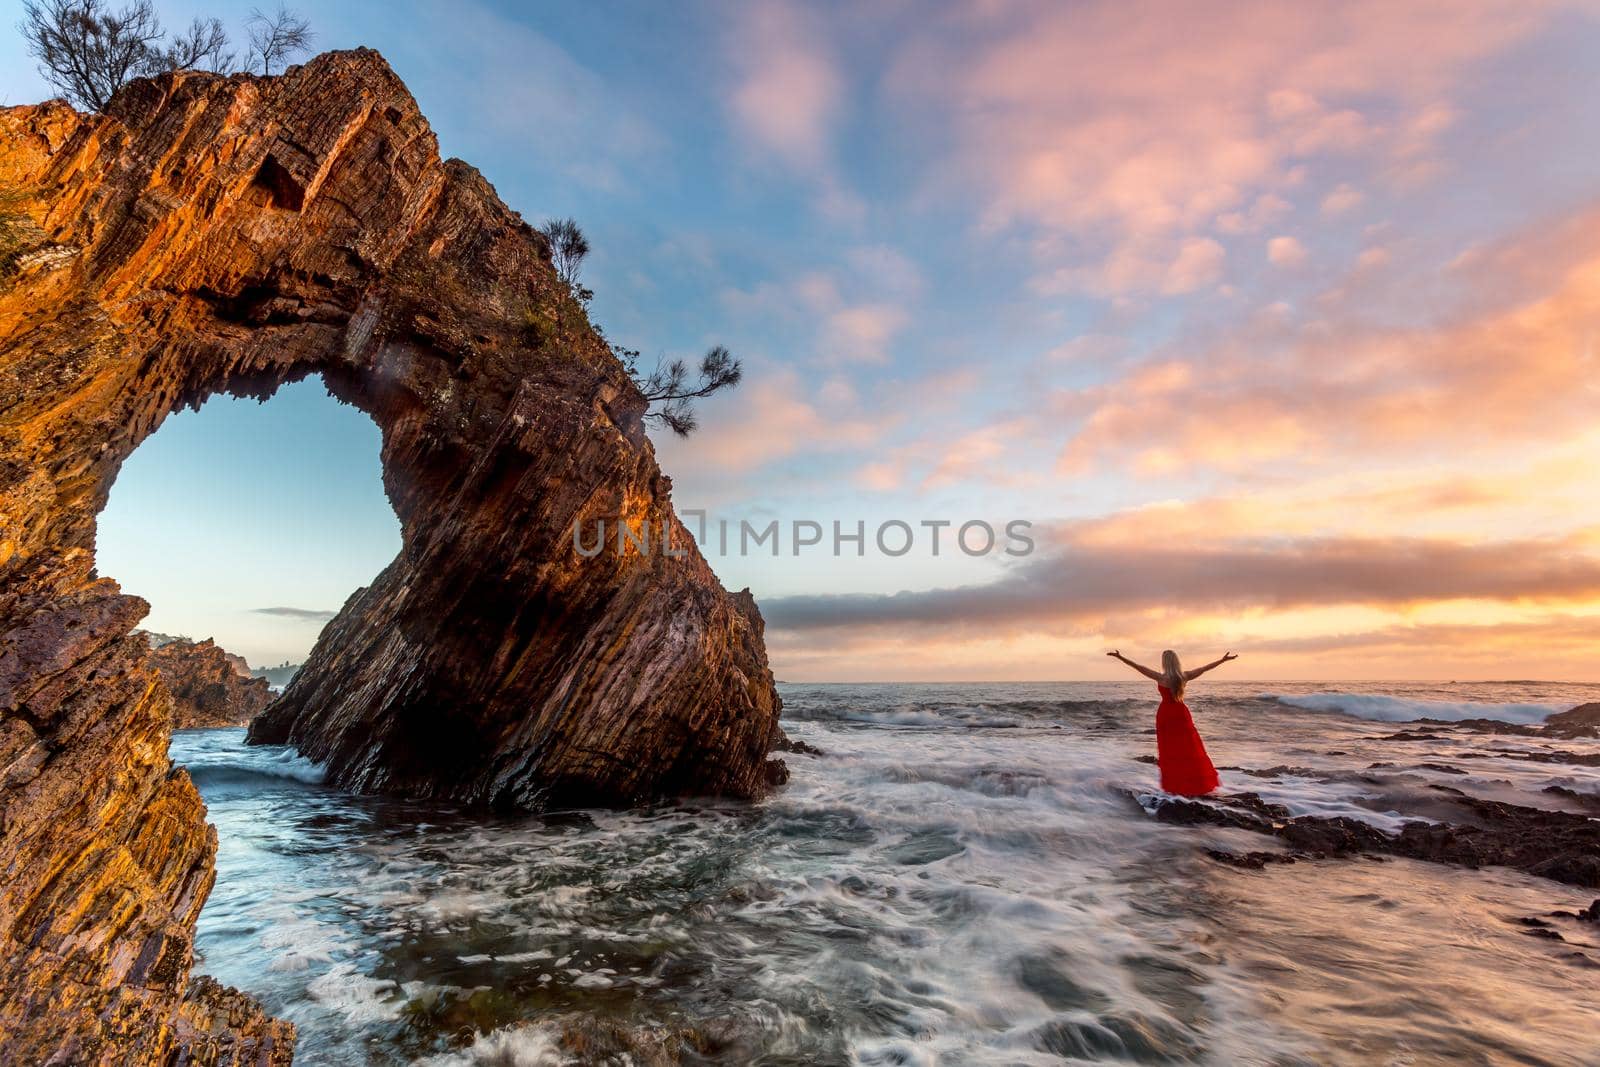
[1107,648,1237,796]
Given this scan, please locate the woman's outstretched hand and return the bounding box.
[1106,650,1121,658]
[1222,651,1238,662]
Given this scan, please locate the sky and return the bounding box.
[7,0,1600,679]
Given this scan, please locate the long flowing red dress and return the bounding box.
[1156,684,1220,796]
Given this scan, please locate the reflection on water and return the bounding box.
[175,680,1600,1065]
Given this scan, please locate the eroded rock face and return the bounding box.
[0,563,295,1064]
[1,49,782,1063]
[148,637,272,728]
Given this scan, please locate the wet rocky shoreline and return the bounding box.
[1134,703,1600,910]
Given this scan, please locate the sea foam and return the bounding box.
[1261,692,1564,725]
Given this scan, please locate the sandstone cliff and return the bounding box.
[147,636,273,728]
[1,49,783,1064]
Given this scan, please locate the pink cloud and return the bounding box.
[1267,235,1309,266]
[726,2,841,172]
[820,304,908,365]
[1321,184,1365,215]
[889,0,1567,294]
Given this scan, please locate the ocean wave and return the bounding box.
[181,748,328,786]
[1261,692,1564,725]
[785,698,1145,727]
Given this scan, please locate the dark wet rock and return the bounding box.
[1407,704,1597,740]
[1134,754,1158,764]
[1206,848,1297,869]
[1033,1011,1200,1063]
[1524,928,1566,941]
[1417,717,1542,736]
[774,735,825,757]
[1498,749,1600,768]
[1152,791,1292,826]
[1226,764,1319,779]
[1542,785,1600,812]
[1545,703,1600,739]
[1015,951,1110,1012]
[1577,899,1600,922]
[1371,730,1448,741]
[1414,762,1467,775]
[1137,789,1600,889]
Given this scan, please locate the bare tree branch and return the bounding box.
[616,344,744,437]
[156,16,232,73]
[244,4,311,76]
[20,0,166,111]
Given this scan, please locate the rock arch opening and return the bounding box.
[98,376,400,707]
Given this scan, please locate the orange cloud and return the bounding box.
[654,368,880,484]
[1058,202,1600,476]
[763,527,1600,635]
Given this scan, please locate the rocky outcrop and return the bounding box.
[1,49,782,1063]
[1545,703,1600,738]
[148,637,272,728]
[0,565,294,1064]
[1413,703,1600,740]
[1142,787,1600,888]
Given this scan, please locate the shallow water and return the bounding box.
[174,681,1600,1065]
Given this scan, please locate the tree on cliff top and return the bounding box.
[244,4,312,76]
[538,217,591,292]
[21,0,167,110]
[534,216,743,436]
[159,16,233,72]
[19,0,308,111]
[617,344,744,437]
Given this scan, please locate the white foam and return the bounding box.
[183,745,328,784]
[1262,692,1563,725]
[306,963,401,1023]
[415,1025,571,1066]
[259,917,346,973]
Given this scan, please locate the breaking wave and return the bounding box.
[1261,692,1565,725]
[172,728,327,785]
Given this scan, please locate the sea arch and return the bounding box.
[0,51,780,1062]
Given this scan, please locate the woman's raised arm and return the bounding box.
[1107,650,1164,682]
[1184,651,1238,681]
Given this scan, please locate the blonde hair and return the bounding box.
[1161,649,1186,699]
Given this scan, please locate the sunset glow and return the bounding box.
[10,0,1597,680]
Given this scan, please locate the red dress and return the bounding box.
[1156,684,1219,796]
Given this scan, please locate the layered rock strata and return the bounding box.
[148,637,272,728]
[1,49,783,1062]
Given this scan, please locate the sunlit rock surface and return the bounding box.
[1,49,781,1063]
[148,637,272,728]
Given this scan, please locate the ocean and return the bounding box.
[172,680,1600,1065]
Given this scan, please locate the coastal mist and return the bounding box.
[176,681,1600,1065]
